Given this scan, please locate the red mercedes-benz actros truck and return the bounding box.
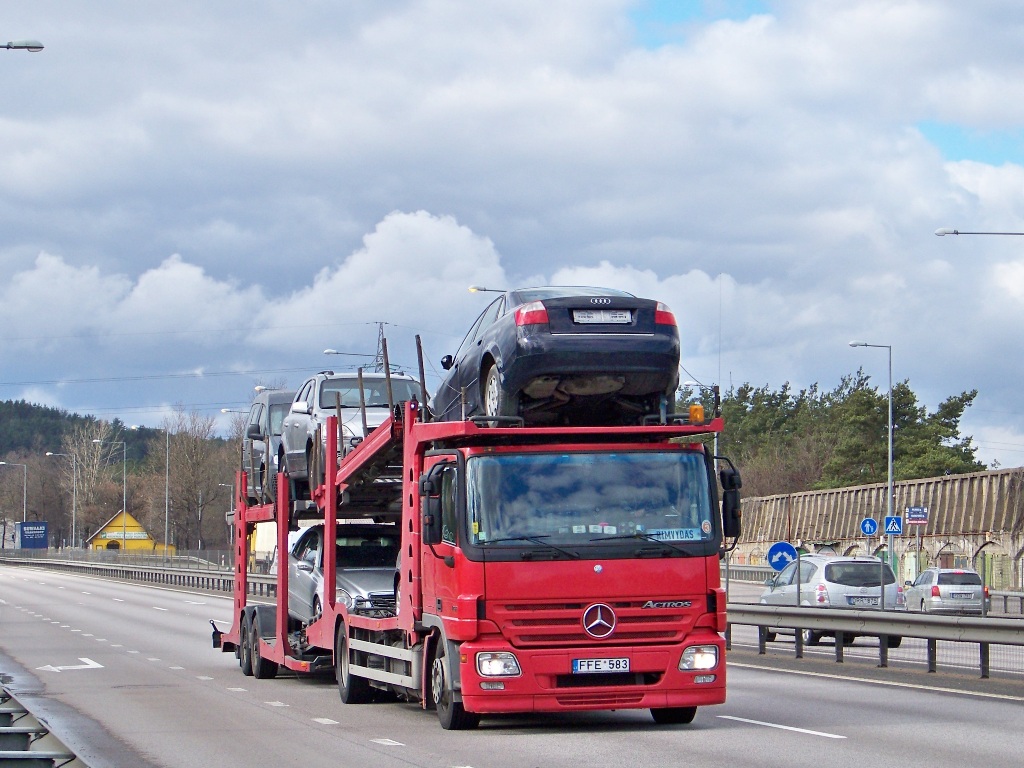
[214,386,741,730]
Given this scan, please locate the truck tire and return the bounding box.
[250,615,278,679]
[335,623,371,704]
[482,365,517,419]
[238,614,253,676]
[801,629,821,646]
[430,640,479,730]
[886,635,903,649]
[651,706,697,725]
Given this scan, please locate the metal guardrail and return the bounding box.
[0,686,80,766]
[0,556,279,599]
[723,563,1024,614]
[726,603,1024,677]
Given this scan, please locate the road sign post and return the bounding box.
[906,506,928,578]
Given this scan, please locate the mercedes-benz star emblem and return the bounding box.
[582,603,616,639]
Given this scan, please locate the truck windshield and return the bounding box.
[466,451,714,548]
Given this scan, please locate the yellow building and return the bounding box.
[85,510,176,554]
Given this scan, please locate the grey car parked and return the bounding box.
[904,568,989,615]
[759,555,905,646]
[287,523,400,625]
[280,370,424,496]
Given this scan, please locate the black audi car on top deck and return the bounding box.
[430,286,680,425]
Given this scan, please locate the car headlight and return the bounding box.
[679,645,718,671]
[336,590,355,610]
[476,652,521,677]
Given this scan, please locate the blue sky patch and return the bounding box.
[918,121,1024,166]
[629,0,770,48]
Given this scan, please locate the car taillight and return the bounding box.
[655,301,676,326]
[515,301,548,325]
[931,586,940,597]
[983,586,990,598]
[896,586,906,606]
[814,584,829,605]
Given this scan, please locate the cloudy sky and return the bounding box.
[3,1,1024,468]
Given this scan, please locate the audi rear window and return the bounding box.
[824,562,896,587]
[937,572,982,586]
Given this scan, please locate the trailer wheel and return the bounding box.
[238,615,253,676]
[335,624,371,704]
[250,615,278,679]
[430,641,479,730]
[651,706,697,725]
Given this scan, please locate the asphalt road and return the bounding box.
[1,564,1021,768]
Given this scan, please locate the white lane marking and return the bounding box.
[717,716,845,739]
[227,687,247,692]
[83,633,94,637]
[265,701,289,707]
[184,600,207,605]
[152,607,168,611]
[96,638,107,642]
[729,661,1024,702]
[112,598,124,602]
[80,591,90,594]
[70,629,82,633]
[37,658,104,673]
[197,676,214,681]
[127,650,140,654]
[313,718,339,725]
[110,644,123,648]
[170,666,185,670]
[147,658,161,661]
[371,739,405,746]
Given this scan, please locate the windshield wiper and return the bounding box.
[481,535,580,559]
[590,532,695,557]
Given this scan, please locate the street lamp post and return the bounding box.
[93,440,127,551]
[3,40,44,52]
[849,341,894,607]
[45,452,78,547]
[0,462,28,521]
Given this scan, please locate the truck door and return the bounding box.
[421,460,461,620]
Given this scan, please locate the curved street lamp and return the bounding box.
[45,452,78,547]
[935,227,1024,236]
[849,341,894,607]
[3,40,44,52]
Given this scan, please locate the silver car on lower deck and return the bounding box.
[287,523,400,625]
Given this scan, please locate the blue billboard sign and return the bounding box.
[15,521,48,549]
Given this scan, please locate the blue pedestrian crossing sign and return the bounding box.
[884,516,904,535]
[767,541,799,571]
[860,518,878,537]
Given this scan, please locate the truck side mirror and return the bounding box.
[419,464,448,546]
[722,488,741,539]
[440,355,454,371]
[246,423,265,440]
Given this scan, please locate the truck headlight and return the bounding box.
[679,645,718,671]
[476,652,521,677]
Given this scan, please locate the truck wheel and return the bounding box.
[430,641,479,730]
[801,629,820,646]
[887,635,903,649]
[651,706,697,725]
[482,365,517,418]
[250,615,278,679]
[335,624,371,704]
[238,615,253,676]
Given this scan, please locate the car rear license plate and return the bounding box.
[573,309,632,324]
[848,596,879,606]
[572,657,630,674]
[950,592,973,599]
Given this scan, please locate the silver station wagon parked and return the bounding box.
[759,554,905,647]
[904,568,989,615]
